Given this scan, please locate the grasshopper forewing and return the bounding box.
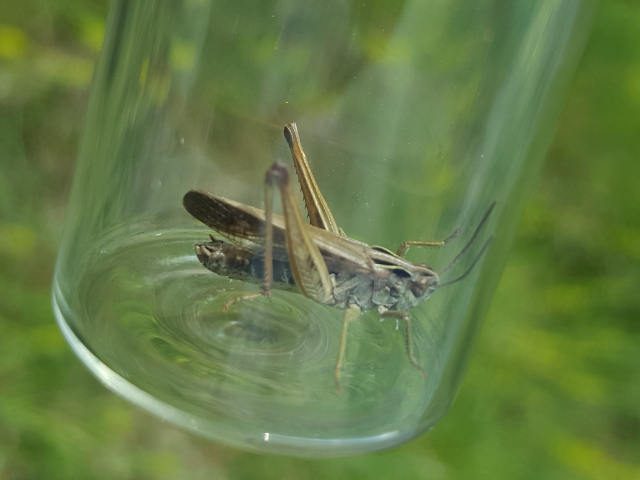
[183,123,494,393]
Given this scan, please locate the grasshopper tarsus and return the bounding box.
[222,291,267,311]
[334,359,345,395]
[184,123,495,392]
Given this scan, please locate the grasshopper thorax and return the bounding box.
[329,263,439,313]
[374,265,438,311]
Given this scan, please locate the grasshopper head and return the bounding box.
[410,265,439,301]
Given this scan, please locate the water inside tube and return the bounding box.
[55,226,437,443]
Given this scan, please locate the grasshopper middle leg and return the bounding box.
[335,304,361,394]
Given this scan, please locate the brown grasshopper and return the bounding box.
[183,123,494,393]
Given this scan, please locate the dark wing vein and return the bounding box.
[183,189,376,275]
[183,190,285,245]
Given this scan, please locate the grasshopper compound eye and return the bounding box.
[410,274,438,298]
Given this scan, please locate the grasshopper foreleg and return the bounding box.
[395,227,462,258]
[378,307,427,377]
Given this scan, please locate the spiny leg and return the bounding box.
[283,123,343,236]
[335,304,361,394]
[396,227,462,258]
[269,161,351,391]
[267,162,334,304]
[223,125,340,310]
[379,309,427,377]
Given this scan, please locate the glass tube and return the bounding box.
[52,0,595,456]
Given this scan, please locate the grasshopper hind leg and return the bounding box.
[221,161,282,312]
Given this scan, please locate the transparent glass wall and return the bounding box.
[53,0,595,456]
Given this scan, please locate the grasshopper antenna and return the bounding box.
[436,236,493,288]
[439,201,496,276]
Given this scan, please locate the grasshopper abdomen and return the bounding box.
[195,237,297,290]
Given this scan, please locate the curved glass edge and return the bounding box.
[51,278,420,457]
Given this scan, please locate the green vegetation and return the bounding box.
[1,1,638,479]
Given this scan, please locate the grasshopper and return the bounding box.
[183,123,494,393]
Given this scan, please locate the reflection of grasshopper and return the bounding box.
[183,124,494,393]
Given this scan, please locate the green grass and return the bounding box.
[0,1,639,479]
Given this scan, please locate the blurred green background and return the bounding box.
[1,1,639,479]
